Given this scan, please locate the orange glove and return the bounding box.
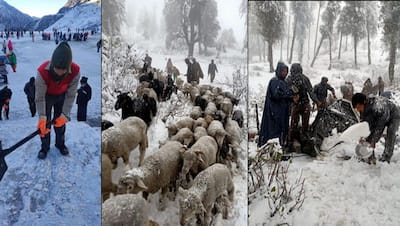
[5,99,10,103]
[3,104,8,110]
[54,115,68,127]
[37,118,50,137]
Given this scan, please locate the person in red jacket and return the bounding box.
[35,42,80,159]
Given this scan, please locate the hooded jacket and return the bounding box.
[258,62,293,147]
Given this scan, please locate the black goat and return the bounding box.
[195,96,208,111]
[232,110,244,128]
[114,92,157,126]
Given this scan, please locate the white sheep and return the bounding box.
[167,117,195,138]
[102,116,148,169]
[117,141,185,211]
[190,86,200,103]
[194,126,208,141]
[224,118,243,165]
[190,106,203,120]
[102,194,149,226]
[207,120,226,149]
[170,127,194,146]
[204,101,217,119]
[102,154,118,202]
[193,117,208,129]
[179,136,218,188]
[178,163,234,226]
[220,97,233,116]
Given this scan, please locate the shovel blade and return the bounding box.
[0,156,8,181]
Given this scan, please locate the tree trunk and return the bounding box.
[310,36,324,67]
[263,41,266,62]
[188,42,195,57]
[287,8,291,61]
[389,40,397,85]
[289,20,297,64]
[308,25,311,61]
[367,24,371,65]
[328,36,332,70]
[338,31,342,60]
[314,1,321,55]
[280,37,283,61]
[198,41,202,55]
[298,40,304,64]
[258,35,262,61]
[345,35,348,51]
[353,34,357,67]
[268,40,274,73]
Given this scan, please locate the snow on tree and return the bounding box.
[288,1,312,64]
[341,1,366,68]
[217,28,237,50]
[163,0,220,56]
[102,0,125,36]
[380,1,400,85]
[364,1,378,65]
[311,1,340,69]
[253,1,286,72]
[199,0,220,54]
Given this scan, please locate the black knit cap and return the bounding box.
[51,42,72,69]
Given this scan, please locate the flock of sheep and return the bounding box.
[101,70,245,226]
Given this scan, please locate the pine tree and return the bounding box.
[364,2,378,65]
[254,1,286,72]
[102,0,125,36]
[310,1,340,69]
[381,1,400,85]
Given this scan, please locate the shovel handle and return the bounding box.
[1,129,40,157]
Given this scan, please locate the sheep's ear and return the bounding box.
[136,178,148,190]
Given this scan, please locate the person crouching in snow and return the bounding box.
[35,42,80,159]
[7,51,16,72]
[352,93,400,163]
[0,85,12,120]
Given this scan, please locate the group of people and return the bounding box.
[1,39,17,83]
[184,57,218,84]
[0,41,92,160]
[361,77,385,96]
[258,62,399,163]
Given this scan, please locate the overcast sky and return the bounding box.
[5,0,66,18]
[124,0,246,43]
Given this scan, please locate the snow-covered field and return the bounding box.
[102,31,248,225]
[248,33,400,225]
[0,32,101,225]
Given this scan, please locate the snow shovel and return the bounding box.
[0,123,50,181]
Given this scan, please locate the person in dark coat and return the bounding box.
[208,59,218,83]
[191,58,203,84]
[258,62,297,148]
[361,78,375,96]
[185,58,193,84]
[352,93,400,163]
[0,85,12,120]
[76,76,92,121]
[97,39,101,53]
[313,76,336,109]
[340,81,354,101]
[286,63,320,147]
[24,77,36,117]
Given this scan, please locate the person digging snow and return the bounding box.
[35,41,80,159]
[352,93,400,163]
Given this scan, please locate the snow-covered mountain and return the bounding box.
[0,0,35,30]
[0,0,100,31]
[45,1,101,31]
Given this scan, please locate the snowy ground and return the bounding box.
[102,34,248,226]
[0,32,101,225]
[248,35,400,225]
